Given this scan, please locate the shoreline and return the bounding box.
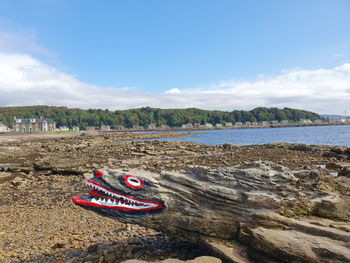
[1,132,350,262]
[1,122,349,137]
[0,122,349,145]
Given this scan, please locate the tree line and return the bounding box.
[0,106,321,129]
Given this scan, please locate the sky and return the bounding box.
[0,0,349,114]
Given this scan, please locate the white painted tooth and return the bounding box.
[107,199,112,204]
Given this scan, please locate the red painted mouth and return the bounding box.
[72,180,163,211]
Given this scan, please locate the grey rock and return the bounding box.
[74,161,350,263]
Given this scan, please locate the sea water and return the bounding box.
[132,125,350,146]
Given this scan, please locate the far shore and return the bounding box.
[0,122,349,143]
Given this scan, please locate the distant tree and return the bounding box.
[0,106,322,129]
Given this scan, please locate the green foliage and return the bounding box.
[0,105,321,129]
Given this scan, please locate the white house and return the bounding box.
[101,125,111,131]
[132,125,143,130]
[181,123,193,129]
[299,119,313,124]
[59,126,69,131]
[0,123,10,133]
[148,124,157,130]
[259,121,269,126]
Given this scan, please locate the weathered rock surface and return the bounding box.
[88,161,350,263]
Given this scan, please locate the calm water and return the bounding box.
[135,125,350,146]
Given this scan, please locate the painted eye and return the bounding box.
[124,175,144,189]
[94,170,103,178]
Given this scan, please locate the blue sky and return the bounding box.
[0,0,349,113]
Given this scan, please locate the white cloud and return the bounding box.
[0,52,350,114]
[164,88,182,94]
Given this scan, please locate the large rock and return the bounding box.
[73,161,350,263]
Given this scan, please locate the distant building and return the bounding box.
[132,125,143,130]
[193,123,201,128]
[85,126,96,131]
[13,117,56,133]
[59,126,69,131]
[0,123,10,133]
[72,126,80,131]
[333,117,349,123]
[251,122,259,126]
[204,123,213,128]
[215,123,223,128]
[160,124,169,130]
[299,119,312,124]
[244,121,251,127]
[225,122,233,127]
[271,120,279,125]
[181,123,193,129]
[116,125,126,131]
[101,125,111,131]
[148,123,157,130]
[280,120,289,124]
[259,121,269,126]
[234,122,242,127]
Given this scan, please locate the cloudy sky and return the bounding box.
[0,1,349,114]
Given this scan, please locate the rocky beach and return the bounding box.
[1,131,350,263]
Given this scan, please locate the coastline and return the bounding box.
[1,132,349,262]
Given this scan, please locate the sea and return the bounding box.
[131,125,350,146]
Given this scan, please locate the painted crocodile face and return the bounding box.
[72,169,165,218]
[72,162,316,239]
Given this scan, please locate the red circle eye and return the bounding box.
[124,175,144,189]
[94,170,103,178]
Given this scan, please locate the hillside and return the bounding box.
[0,106,321,129]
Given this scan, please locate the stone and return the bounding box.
[312,194,350,221]
[73,161,350,263]
[0,172,15,184]
[326,162,344,169]
[104,253,117,263]
[339,166,350,177]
